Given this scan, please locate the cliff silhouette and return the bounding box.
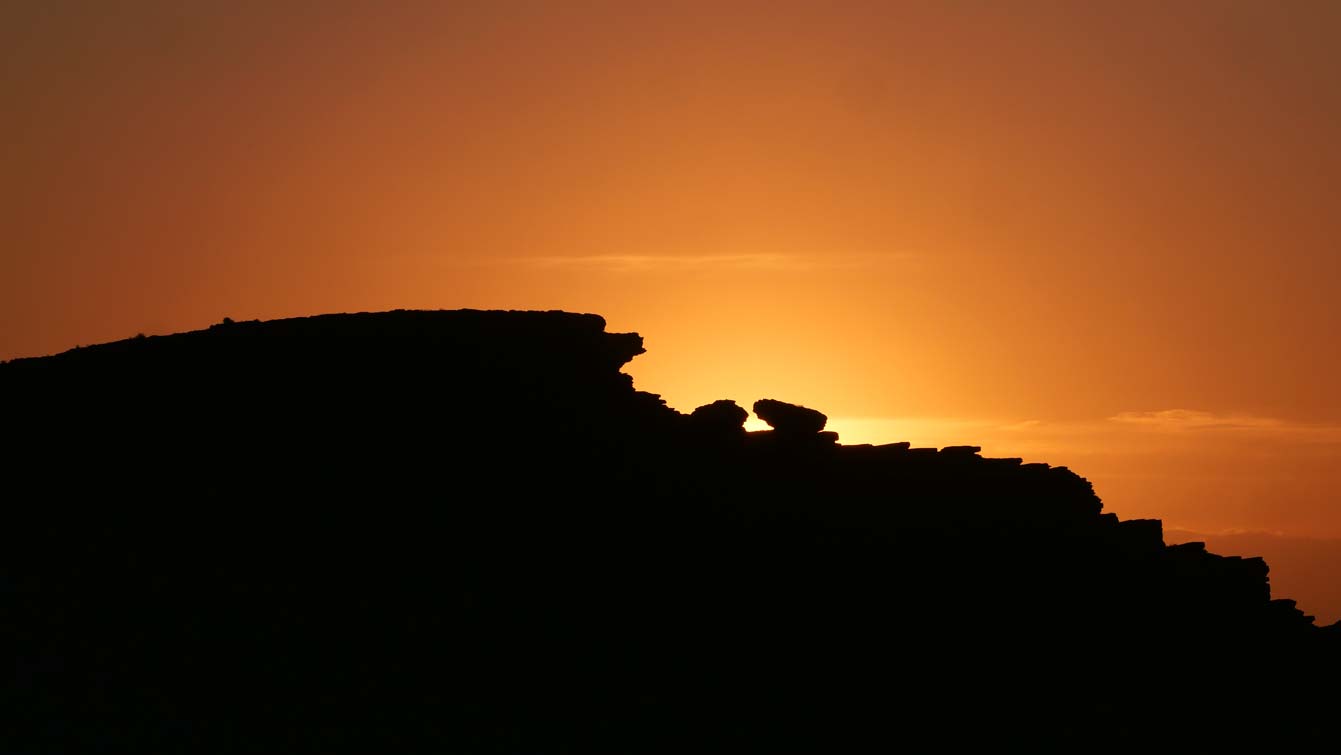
[5,309,1338,752]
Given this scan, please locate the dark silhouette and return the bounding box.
[688,399,750,437]
[4,309,1338,752]
[753,397,828,435]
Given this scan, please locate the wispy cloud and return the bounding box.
[1108,409,1288,432]
[997,419,1044,432]
[1107,410,1341,442]
[818,411,1341,458]
[513,252,908,273]
[1165,526,1294,539]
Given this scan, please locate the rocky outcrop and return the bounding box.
[4,309,1336,753]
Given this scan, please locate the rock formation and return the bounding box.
[753,397,827,434]
[4,309,1337,753]
[689,399,749,435]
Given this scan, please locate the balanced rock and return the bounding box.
[753,398,827,435]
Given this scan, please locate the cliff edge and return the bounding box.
[6,309,1337,752]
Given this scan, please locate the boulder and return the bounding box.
[752,398,827,435]
[689,399,748,434]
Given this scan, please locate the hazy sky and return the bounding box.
[3,2,1339,618]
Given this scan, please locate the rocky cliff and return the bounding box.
[5,309,1337,753]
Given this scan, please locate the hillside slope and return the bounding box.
[5,310,1338,752]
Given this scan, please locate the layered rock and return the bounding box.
[4,309,1337,753]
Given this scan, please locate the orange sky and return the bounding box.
[3,2,1339,620]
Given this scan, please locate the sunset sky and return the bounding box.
[3,2,1339,620]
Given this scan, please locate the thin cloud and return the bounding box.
[998,419,1044,432]
[1166,527,1293,539]
[822,411,1341,459]
[830,411,1341,442]
[1105,410,1341,442]
[1108,410,1288,432]
[514,252,909,273]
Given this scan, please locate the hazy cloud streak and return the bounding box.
[514,252,909,273]
[821,411,1341,459]
[1108,409,1341,441]
[1109,409,1286,431]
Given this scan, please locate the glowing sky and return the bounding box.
[3,1,1339,620]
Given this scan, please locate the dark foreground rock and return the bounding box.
[4,309,1338,753]
[753,397,828,434]
[689,399,749,435]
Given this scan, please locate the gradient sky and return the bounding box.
[4,1,1339,620]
